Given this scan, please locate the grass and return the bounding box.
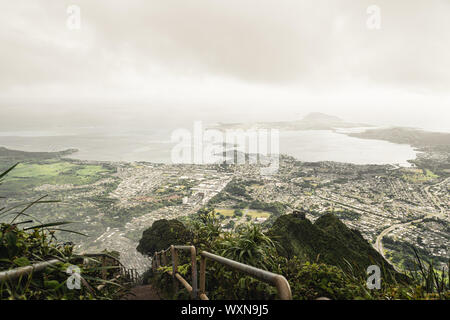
[215,208,271,219]
[401,168,439,183]
[3,161,113,188]
[243,209,271,219]
[215,208,235,216]
[6,162,76,178]
[425,169,439,179]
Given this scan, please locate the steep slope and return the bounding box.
[268,213,399,280]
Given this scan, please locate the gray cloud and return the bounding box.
[0,0,449,130]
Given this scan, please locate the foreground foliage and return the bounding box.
[143,209,449,300]
[0,222,130,300]
[0,164,130,300]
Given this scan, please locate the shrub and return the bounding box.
[280,257,368,300]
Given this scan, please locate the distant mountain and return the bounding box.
[301,112,343,123]
[282,112,365,130]
[213,112,371,131]
[268,212,402,281]
[0,146,78,161]
[348,127,450,149]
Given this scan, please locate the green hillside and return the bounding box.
[139,210,449,300]
[268,213,399,280]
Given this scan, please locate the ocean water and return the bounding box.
[0,128,418,166]
[279,130,417,166]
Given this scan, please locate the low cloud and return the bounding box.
[0,1,449,130]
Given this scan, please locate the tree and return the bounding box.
[234,209,243,217]
[136,219,191,255]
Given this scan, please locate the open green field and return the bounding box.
[215,208,235,216]
[3,160,113,189]
[402,168,439,183]
[244,209,271,218]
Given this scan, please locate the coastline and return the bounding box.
[0,126,430,167]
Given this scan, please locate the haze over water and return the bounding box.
[0,125,418,166]
[1,1,449,166]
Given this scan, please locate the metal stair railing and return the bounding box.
[152,245,198,299]
[152,245,292,300]
[199,251,292,300]
[0,259,61,283]
[82,252,141,284]
[0,252,141,289]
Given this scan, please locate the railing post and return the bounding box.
[199,255,208,300]
[150,246,292,300]
[156,252,161,268]
[152,254,156,272]
[273,275,292,300]
[171,245,179,292]
[162,251,168,266]
[190,246,198,299]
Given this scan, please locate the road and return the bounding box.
[424,177,449,217]
[374,177,449,266]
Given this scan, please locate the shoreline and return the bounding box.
[0,144,420,169]
[0,126,433,168]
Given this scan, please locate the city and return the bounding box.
[58,151,448,273]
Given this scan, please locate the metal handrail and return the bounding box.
[0,252,140,286]
[152,245,292,300]
[0,259,61,282]
[199,251,292,300]
[153,245,198,299]
[81,252,139,283]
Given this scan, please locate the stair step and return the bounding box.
[121,285,161,300]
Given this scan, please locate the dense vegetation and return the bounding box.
[0,222,129,300]
[143,209,449,300]
[267,213,400,281]
[0,164,130,300]
[136,219,191,255]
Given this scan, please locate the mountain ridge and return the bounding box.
[212,112,371,131]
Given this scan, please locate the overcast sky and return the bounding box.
[0,0,449,132]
